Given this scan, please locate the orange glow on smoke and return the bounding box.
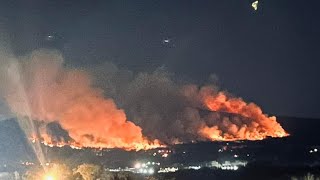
[56,91,163,151]
[199,92,289,141]
[24,72,163,150]
[4,50,162,151]
[4,50,288,149]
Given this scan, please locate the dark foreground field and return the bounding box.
[155,164,320,180]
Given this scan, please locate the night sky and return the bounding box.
[0,0,319,118]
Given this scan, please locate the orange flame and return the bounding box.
[199,92,289,141]
[30,130,163,151]
[4,50,162,151]
[3,50,288,149]
[52,90,163,151]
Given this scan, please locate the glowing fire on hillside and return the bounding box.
[30,133,163,151]
[199,92,289,141]
[1,50,289,151]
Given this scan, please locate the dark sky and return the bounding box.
[1,0,319,118]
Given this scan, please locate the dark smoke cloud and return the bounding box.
[88,64,208,143]
[88,61,287,143]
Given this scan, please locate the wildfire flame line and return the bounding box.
[30,134,164,151]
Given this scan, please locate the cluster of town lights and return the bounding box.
[221,165,239,170]
[134,162,159,175]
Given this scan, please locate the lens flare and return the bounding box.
[44,175,55,180]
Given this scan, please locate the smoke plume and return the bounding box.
[88,62,288,144]
[0,49,288,151]
[0,49,160,150]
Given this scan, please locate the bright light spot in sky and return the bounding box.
[46,35,54,41]
[163,39,170,43]
[252,1,259,11]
